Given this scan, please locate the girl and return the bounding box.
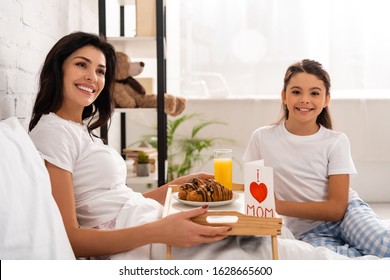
[243,59,390,257]
[29,31,230,259]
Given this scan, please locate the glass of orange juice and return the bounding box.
[214,149,233,190]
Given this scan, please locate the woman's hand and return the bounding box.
[145,172,231,248]
[157,205,231,248]
[168,172,214,186]
[143,173,214,205]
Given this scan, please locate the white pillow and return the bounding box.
[0,117,75,259]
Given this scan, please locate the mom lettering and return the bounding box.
[246,204,274,218]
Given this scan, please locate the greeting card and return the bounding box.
[244,160,276,218]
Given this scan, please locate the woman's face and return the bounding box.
[282,72,330,132]
[61,45,106,112]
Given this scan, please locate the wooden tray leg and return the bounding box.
[271,235,278,260]
[163,187,173,260]
[167,245,172,260]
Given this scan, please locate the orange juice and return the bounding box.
[214,158,233,190]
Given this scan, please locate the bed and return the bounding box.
[0,116,388,260]
[0,117,75,260]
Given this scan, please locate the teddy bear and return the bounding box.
[113,51,186,116]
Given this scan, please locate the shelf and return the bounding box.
[107,36,155,41]
[127,172,157,185]
[114,108,156,113]
[126,159,157,190]
[117,0,135,5]
[107,37,156,58]
[99,0,167,186]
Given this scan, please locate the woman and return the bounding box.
[29,31,230,259]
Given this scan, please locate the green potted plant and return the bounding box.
[136,151,150,177]
[135,113,234,181]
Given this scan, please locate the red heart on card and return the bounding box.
[250,182,268,203]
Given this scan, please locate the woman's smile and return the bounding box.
[76,83,96,95]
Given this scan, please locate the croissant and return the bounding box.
[178,182,197,200]
[179,177,233,202]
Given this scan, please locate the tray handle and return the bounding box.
[191,211,282,236]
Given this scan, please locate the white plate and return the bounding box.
[173,192,239,207]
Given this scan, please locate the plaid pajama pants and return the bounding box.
[299,199,390,258]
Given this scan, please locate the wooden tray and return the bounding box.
[163,183,282,260]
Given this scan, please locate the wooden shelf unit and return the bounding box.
[98,0,167,186]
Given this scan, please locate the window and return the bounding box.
[167,0,390,98]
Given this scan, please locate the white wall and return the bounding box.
[112,97,390,203]
[184,98,390,203]
[0,0,98,128]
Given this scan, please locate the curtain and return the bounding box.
[173,0,390,98]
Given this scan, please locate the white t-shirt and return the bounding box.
[29,113,145,228]
[242,123,358,237]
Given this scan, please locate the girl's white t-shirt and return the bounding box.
[243,123,358,237]
[29,113,144,228]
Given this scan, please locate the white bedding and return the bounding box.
[111,191,386,260]
[0,117,75,260]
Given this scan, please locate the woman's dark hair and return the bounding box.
[279,59,332,129]
[29,31,117,134]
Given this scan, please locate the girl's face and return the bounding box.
[282,72,330,134]
[61,45,106,114]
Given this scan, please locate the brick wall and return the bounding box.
[0,0,98,129]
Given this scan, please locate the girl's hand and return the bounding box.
[157,205,231,248]
[274,194,280,212]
